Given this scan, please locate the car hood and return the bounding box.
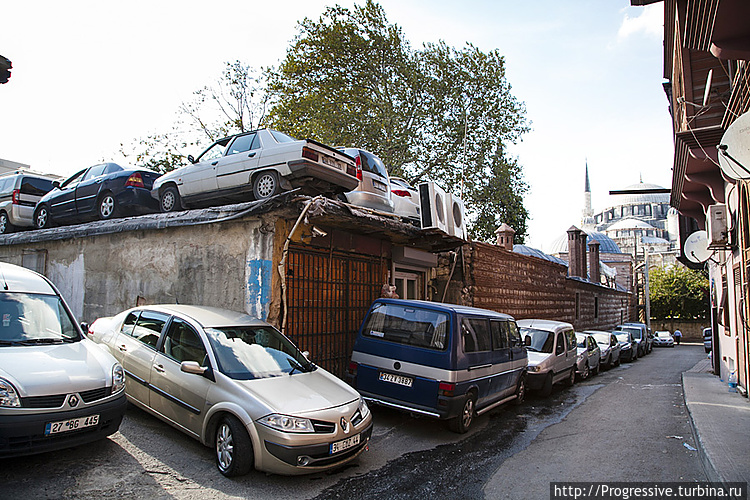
[0,340,114,397]
[597,344,610,353]
[526,351,552,367]
[234,369,359,415]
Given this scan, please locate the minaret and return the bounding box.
[582,161,595,229]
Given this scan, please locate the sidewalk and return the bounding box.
[683,358,750,487]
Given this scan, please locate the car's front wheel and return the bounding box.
[564,366,576,387]
[97,192,117,220]
[448,393,476,434]
[0,211,14,234]
[34,205,52,229]
[160,186,182,212]
[252,171,281,200]
[215,415,253,477]
[579,362,590,381]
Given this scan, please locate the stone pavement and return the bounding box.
[683,358,750,489]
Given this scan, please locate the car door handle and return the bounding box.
[248,152,256,157]
[153,364,165,373]
[118,344,127,352]
[211,161,219,166]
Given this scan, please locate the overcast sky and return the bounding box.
[0,1,671,250]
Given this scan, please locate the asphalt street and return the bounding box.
[1,345,706,499]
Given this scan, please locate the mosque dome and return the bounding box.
[610,182,670,205]
[606,218,657,231]
[548,229,622,255]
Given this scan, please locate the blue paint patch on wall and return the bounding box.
[246,259,272,320]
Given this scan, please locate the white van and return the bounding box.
[0,263,126,457]
[517,319,578,396]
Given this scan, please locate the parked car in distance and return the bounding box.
[615,331,637,362]
[585,330,621,369]
[152,129,358,212]
[338,148,394,213]
[518,319,577,396]
[389,176,421,224]
[0,262,127,458]
[653,331,675,348]
[623,322,653,354]
[87,304,372,476]
[348,299,527,434]
[575,332,601,380]
[34,163,160,229]
[703,327,712,353]
[616,324,647,357]
[0,171,57,234]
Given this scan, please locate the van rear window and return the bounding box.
[362,303,449,351]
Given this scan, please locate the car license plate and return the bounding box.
[321,156,340,169]
[379,372,413,387]
[372,180,387,192]
[330,433,360,454]
[45,414,99,435]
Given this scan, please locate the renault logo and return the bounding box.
[67,395,80,408]
[340,417,350,434]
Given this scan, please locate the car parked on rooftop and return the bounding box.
[389,176,421,224]
[338,148,394,213]
[0,262,126,458]
[0,171,57,234]
[152,129,358,212]
[653,331,675,348]
[574,332,601,380]
[585,330,621,369]
[86,304,372,476]
[34,163,160,229]
[518,319,577,396]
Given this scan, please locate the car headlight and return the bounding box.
[358,398,370,420]
[527,365,541,372]
[259,414,315,433]
[0,377,21,407]
[112,363,125,394]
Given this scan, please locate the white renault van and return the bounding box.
[0,263,126,457]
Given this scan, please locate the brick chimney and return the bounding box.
[567,226,583,278]
[495,223,516,251]
[588,239,600,284]
[578,230,588,279]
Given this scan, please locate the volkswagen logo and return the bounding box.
[340,417,350,434]
[67,395,80,408]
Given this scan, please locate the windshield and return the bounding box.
[0,292,79,345]
[575,334,587,348]
[657,332,671,338]
[620,326,642,339]
[591,333,610,345]
[362,302,449,351]
[204,325,312,380]
[615,333,630,343]
[520,327,554,353]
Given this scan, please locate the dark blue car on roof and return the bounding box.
[34,163,160,229]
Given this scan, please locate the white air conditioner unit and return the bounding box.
[707,204,728,248]
[418,181,448,233]
[445,193,467,240]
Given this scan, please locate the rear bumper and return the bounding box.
[344,190,394,213]
[0,392,127,458]
[359,390,464,420]
[287,160,359,193]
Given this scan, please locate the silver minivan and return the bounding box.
[339,148,394,213]
[0,263,127,457]
[0,171,56,234]
[517,319,578,396]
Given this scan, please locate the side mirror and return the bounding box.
[181,361,207,375]
[524,336,531,347]
[80,322,89,335]
[188,155,196,164]
[52,180,60,189]
[302,350,310,359]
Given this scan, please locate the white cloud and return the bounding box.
[618,4,663,40]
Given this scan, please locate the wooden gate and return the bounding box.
[285,244,387,378]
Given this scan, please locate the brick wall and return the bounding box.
[436,242,632,331]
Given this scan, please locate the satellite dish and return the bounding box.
[684,230,712,264]
[718,110,750,180]
[727,184,739,230]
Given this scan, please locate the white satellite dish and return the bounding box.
[684,230,712,264]
[718,110,750,180]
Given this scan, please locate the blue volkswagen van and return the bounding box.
[347,299,527,433]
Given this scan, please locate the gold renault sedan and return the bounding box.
[87,305,372,476]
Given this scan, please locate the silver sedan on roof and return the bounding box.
[87,304,372,476]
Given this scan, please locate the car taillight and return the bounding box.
[10,189,19,204]
[355,155,362,181]
[125,173,144,188]
[302,147,319,162]
[392,189,411,198]
[439,382,455,397]
[347,361,358,377]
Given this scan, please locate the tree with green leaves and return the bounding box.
[120,61,268,173]
[266,0,529,242]
[649,265,709,320]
